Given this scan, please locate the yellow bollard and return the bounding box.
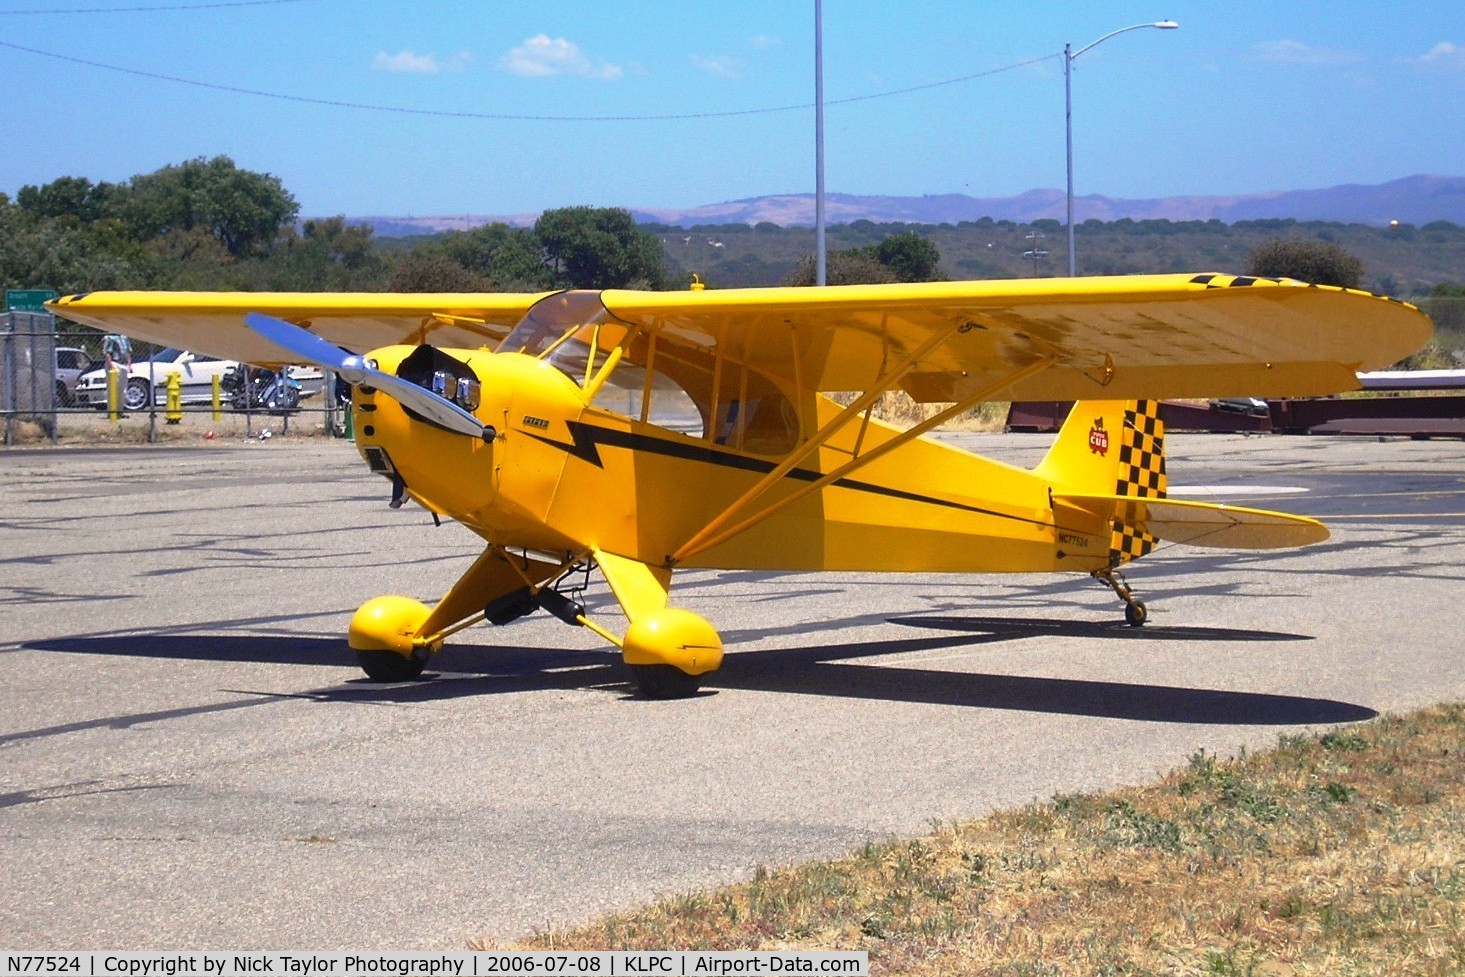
[211,374,222,422]
[106,367,121,422]
[165,371,182,425]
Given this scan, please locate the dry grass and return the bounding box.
[513,704,1465,975]
[831,392,1010,432]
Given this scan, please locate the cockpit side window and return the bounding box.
[503,291,799,454]
[634,336,799,455]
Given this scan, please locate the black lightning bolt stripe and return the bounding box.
[525,421,1053,528]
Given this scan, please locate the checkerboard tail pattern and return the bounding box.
[1107,400,1167,567]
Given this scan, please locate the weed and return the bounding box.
[1320,731,1369,752]
[510,705,1465,975]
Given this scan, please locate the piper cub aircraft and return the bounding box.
[50,274,1430,697]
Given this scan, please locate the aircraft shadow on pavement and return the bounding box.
[24,612,1372,726]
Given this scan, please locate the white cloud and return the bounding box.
[749,34,781,51]
[1252,40,1362,67]
[373,50,471,75]
[1419,41,1464,69]
[499,34,623,80]
[692,54,744,79]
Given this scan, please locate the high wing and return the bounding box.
[599,273,1432,401]
[50,273,1431,402]
[48,291,552,367]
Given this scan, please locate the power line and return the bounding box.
[0,1,311,13]
[0,38,1059,122]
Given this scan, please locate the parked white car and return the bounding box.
[74,348,238,410]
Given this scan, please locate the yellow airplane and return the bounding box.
[49,273,1431,697]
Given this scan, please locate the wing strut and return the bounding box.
[669,323,966,564]
[671,354,1056,564]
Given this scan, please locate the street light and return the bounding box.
[1065,20,1178,277]
[815,0,826,286]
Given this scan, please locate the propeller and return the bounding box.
[245,312,493,441]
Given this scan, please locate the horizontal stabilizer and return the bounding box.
[1054,494,1329,549]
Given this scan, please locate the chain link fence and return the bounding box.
[1,312,59,444]
[2,312,347,444]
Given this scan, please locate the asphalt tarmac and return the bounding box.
[2,432,1462,949]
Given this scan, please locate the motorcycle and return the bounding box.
[223,365,302,414]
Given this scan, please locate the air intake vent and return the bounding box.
[362,446,396,475]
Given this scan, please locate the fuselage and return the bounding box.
[353,344,1112,577]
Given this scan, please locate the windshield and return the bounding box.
[499,291,631,387]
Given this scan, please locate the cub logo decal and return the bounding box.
[1088,418,1109,455]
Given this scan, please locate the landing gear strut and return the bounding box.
[1093,567,1148,627]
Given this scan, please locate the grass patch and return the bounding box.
[509,704,1465,974]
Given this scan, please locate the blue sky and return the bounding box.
[2,1,1462,218]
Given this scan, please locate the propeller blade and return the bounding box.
[245,312,361,377]
[245,312,489,440]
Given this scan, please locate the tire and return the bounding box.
[123,378,152,411]
[56,381,73,407]
[1125,601,1149,627]
[629,664,704,699]
[267,384,301,415]
[355,649,427,682]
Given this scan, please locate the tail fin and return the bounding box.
[1035,400,1167,567]
[1041,400,1328,561]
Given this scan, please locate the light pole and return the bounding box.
[815,0,826,286]
[1065,20,1178,277]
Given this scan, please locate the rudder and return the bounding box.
[1035,399,1167,567]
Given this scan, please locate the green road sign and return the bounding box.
[6,288,59,313]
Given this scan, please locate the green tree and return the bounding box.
[254,217,387,290]
[783,251,897,286]
[1246,238,1364,289]
[535,206,665,289]
[389,251,495,292]
[785,232,942,286]
[432,223,555,290]
[120,155,298,258]
[2,192,145,292]
[15,175,118,225]
[873,231,942,282]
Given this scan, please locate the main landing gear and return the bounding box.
[344,571,723,699]
[348,596,439,681]
[620,607,722,699]
[1093,567,1148,627]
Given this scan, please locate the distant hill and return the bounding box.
[637,175,1465,227]
[350,175,1465,236]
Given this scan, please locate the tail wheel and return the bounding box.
[1095,567,1149,627]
